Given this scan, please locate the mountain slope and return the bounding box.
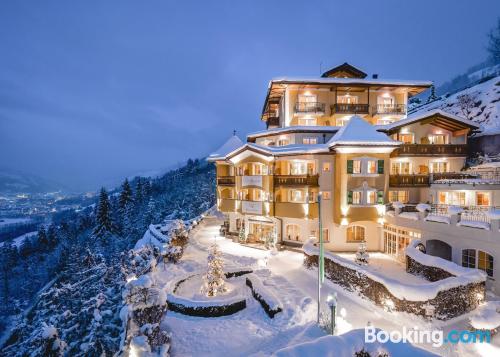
[0,169,67,194]
[411,75,500,137]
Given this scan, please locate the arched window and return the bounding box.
[347,226,365,242]
[462,249,476,268]
[286,224,301,241]
[478,251,494,277]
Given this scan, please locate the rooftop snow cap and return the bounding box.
[207,135,244,161]
[327,116,400,147]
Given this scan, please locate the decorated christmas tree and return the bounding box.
[355,241,369,265]
[238,227,246,243]
[201,242,227,297]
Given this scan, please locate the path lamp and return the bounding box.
[327,293,337,335]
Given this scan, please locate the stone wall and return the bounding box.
[406,256,454,282]
[304,253,484,320]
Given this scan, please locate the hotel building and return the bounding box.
[208,63,500,292]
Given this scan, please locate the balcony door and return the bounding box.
[337,94,358,104]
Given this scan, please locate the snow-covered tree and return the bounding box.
[457,93,478,119]
[93,188,114,240]
[118,178,134,210]
[39,323,66,357]
[487,17,500,64]
[201,242,226,297]
[355,241,369,266]
[238,227,246,243]
[426,85,437,103]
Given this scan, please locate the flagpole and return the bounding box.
[317,192,323,323]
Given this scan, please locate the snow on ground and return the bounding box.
[0,231,37,247]
[157,217,500,356]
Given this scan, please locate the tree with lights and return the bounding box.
[201,242,226,297]
[355,241,369,265]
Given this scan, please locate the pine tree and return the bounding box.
[46,224,58,250]
[93,187,114,240]
[201,242,226,297]
[37,227,49,250]
[355,241,369,265]
[118,178,133,210]
[426,85,437,103]
[135,179,144,209]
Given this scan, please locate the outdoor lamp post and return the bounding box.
[327,293,337,335]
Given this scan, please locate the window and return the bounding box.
[290,161,307,175]
[476,192,491,206]
[367,160,377,174]
[322,229,329,243]
[303,137,318,145]
[337,94,358,104]
[478,251,494,277]
[366,191,377,204]
[438,191,465,206]
[277,138,290,146]
[323,162,331,172]
[389,190,409,203]
[286,224,301,241]
[352,191,362,205]
[399,133,414,144]
[298,117,317,126]
[462,249,476,269]
[336,116,351,126]
[428,134,448,144]
[431,162,448,173]
[322,191,331,200]
[289,189,305,203]
[298,94,316,103]
[391,162,411,174]
[353,160,362,174]
[347,226,365,242]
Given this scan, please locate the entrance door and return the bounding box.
[249,222,273,243]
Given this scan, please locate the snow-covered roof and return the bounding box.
[207,135,244,161]
[226,143,330,159]
[381,109,481,131]
[269,77,433,87]
[469,161,500,170]
[247,126,340,139]
[327,116,400,147]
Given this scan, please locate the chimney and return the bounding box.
[372,74,379,79]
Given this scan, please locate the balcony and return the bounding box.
[391,144,468,157]
[373,104,406,115]
[218,198,236,212]
[217,176,235,186]
[294,102,326,114]
[331,103,369,114]
[266,116,280,128]
[389,174,430,187]
[273,174,319,186]
[430,171,500,185]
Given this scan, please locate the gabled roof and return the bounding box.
[321,62,367,78]
[247,126,340,141]
[381,109,481,132]
[226,143,330,160]
[207,135,244,161]
[327,116,400,147]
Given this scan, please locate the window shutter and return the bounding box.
[347,160,353,174]
[347,190,353,204]
[377,191,384,204]
[377,160,384,174]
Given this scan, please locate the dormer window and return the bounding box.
[303,137,318,145]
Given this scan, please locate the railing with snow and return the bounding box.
[303,239,486,320]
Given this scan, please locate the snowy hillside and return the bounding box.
[411,76,500,136]
[0,170,66,194]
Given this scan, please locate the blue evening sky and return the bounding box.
[0,0,498,190]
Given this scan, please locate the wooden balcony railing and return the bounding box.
[274,174,319,186]
[266,116,280,128]
[331,103,369,114]
[391,144,468,157]
[389,174,430,187]
[373,104,406,115]
[294,102,325,113]
[217,176,235,185]
[430,171,500,184]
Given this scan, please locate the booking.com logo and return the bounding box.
[365,326,491,347]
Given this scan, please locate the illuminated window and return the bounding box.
[336,116,351,126]
[367,160,377,174]
[286,224,301,241]
[428,134,448,144]
[366,191,377,204]
[431,162,448,173]
[389,191,409,203]
[298,117,317,126]
[353,160,362,174]
[347,226,365,242]
[302,137,318,144]
[391,162,411,174]
[478,251,494,277]
[290,162,307,175]
[277,138,290,146]
[476,192,491,206]
[323,162,331,172]
[337,94,358,104]
[462,249,476,268]
[352,191,361,205]
[289,189,305,203]
[399,133,414,144]
[438,191,465,206]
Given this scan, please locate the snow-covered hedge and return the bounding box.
[167,291,246,317]
[303,239,485,320]
[273,328,437,357]
[470,301,500,331]
[245,274,283,318]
